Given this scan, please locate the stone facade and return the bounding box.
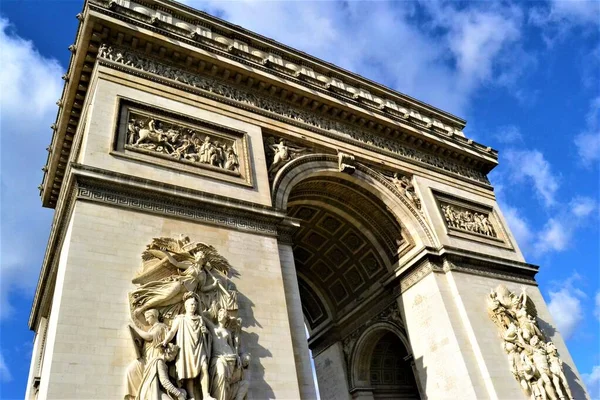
[27,1,588,399]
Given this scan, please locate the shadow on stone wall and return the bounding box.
[413,355,427,399]
[235,284,274,399]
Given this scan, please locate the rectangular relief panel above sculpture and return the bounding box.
[113,99,253,187]
[434,190,514,250]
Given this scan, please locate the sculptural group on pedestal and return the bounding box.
[125,236,249,400]
[487,284,573,400]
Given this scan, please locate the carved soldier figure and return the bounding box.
[199,136,213,164]
[547,342,574,400]
[125,309,168,400]
[136,344,187,400]
[162,293,215,400]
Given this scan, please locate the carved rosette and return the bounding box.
[125,236,250,400]
[487,285,574,400]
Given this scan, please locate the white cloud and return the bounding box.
[582,365,600,400]
[0,351,11,382]
[501,203,533,251]
[494,125,523,144]
[0,17,60,319]
[570,196,597,218]
[595,292,600,320]
[574,96,600,167]
[533,197,597,255]
[547,275,586,339]
[535,218,570,254]
[186,1,526,117]
[545,0,600,26]
[529,0,600,47]
[504,149,560,207]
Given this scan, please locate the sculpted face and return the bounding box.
[217,308,228,323]
[144,310,158,326]
[184,297,198,314]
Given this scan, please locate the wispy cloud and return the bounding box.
[0,351,11,382]
[0,16,60,319]
[574,96,600,168]
[547,274,586,339]
[503,149,560,207]
[187,1,527,118]
[494,125,523,144]
[582,365,600,400]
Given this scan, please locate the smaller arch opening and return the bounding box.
[369,332,419,399]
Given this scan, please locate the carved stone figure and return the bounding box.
[265,137,307,176]
[136,343,187,400]
[547,342,574,400]
[162,292,215,400]
[441,203,497,238]
[125,309,169,400]
[486,285,574,400]
[392,172,421,210]
[99,44,490,184]
[126,236,246,400]
[204,307,248,400]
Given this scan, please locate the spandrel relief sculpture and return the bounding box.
[126,236,249,400]
[391,172,421,210]
[487,284,574,400]
[264,136,307,178]
[126,114,240,173]
[441,203,496,237]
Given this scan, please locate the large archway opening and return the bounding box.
[274,157,424,399]
[287,175,411,334]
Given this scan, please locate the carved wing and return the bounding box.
[187,242,232,276]
[519,288,538,319]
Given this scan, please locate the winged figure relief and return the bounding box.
[129,235,238,325]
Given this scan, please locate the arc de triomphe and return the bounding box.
[26,1,589,399]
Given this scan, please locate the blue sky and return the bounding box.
[0,0,598,398]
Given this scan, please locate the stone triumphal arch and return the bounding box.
[27,1,589,399]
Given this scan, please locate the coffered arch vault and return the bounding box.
[272,154,437,331]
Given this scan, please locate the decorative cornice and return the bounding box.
[95,46,491,187]
[397,251,538,294]
[93,0,469,134]
[42,4,497,207]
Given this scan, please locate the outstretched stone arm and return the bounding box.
[158,249,190,270]
[162,318,180,346]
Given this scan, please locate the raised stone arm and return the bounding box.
[157,249,191,271]
[128,320,154,342]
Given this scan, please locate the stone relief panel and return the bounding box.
[441,203,496,237]
[126,236,250,400]
[487,285,574,400]
[434,191,512,249]
[114,100,253,187]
